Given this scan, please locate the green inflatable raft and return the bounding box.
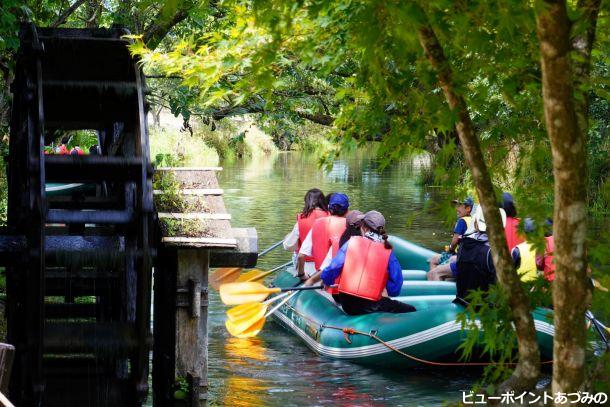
[270,235,554,367]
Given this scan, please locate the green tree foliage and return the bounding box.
[130,0,610,391]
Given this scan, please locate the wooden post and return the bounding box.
[175,249,209,406]
[0,343,15,396]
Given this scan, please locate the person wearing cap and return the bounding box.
[283,188,329,277]
[502,192,525,251]
[511,218,539,282]
[297,193,349,282]
[428,197,474,281]
[305,210,364,303]
[451,205,506,305]
[320,211,416,315]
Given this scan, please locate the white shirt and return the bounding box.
[299,229,314,257]
[283,222,299,252]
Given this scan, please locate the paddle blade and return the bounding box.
[226,317,266,338]
[227,302,267,322]
[235,269,268,283]
[219,282,278,305]
[210,267,242,291]
[225,304,267,337]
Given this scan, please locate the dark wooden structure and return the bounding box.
[152,168,257,406]
[0,26,257,406]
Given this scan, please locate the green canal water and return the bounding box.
[209,150,477,406]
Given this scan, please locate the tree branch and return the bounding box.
[143,1,195,49]
[51,0,87,28]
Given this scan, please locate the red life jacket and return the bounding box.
[543,236,555,282]
[311,215,346,270]
[338,237,391,301]
[296,208,329,261]
[504,217,524,251]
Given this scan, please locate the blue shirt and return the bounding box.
[453,218,467,235]
[320,241,404,297]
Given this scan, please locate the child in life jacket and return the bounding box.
[428,197,474,281]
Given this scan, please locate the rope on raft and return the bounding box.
[285,303,554,367]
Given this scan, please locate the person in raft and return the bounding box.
[452,205,506,305]
[283,188,329,280]
[297,193,350,283]
[502,192,524,251]
[428,197,474,281]
[305,209,364,304]
[511,218,539,282]
[320,211,416,315]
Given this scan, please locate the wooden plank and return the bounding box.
[156,167,222,171]
[157,213,231,220]
[153,189,223,196]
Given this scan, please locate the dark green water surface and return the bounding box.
[209,151,478,406]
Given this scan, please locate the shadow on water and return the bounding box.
[208,150,475,405]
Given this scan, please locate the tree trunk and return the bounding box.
[571,0,602,136]
[143,1,195,49]
[416,22,541,391]
[535,0,591,398]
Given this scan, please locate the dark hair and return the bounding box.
[329,206,348,216]
[301,188,328,218]
[502,192,517,218]
[378,226,393,250]
[339,223,362,248]
[61,135,70,145]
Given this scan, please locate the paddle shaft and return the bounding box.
[259,240,284,257]
[585,311,610,348]
[266,291,299,317]
[276,285,324,293]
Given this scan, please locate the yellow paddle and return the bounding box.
[225,291,300,338]
[210,260,291,291]
[210,267,242,290]
[219,281,325,305]
[227,292,291,321]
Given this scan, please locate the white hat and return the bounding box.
[473,205,506,233]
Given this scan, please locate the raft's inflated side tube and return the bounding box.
[400,281,456,297]
[402,270,428,280]
[389,235,438,271]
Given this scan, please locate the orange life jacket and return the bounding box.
[311,215,347,270]
[504,216,524,251]
[543,236,555,282]
[338,236,391,301]
[296,208,329,261]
